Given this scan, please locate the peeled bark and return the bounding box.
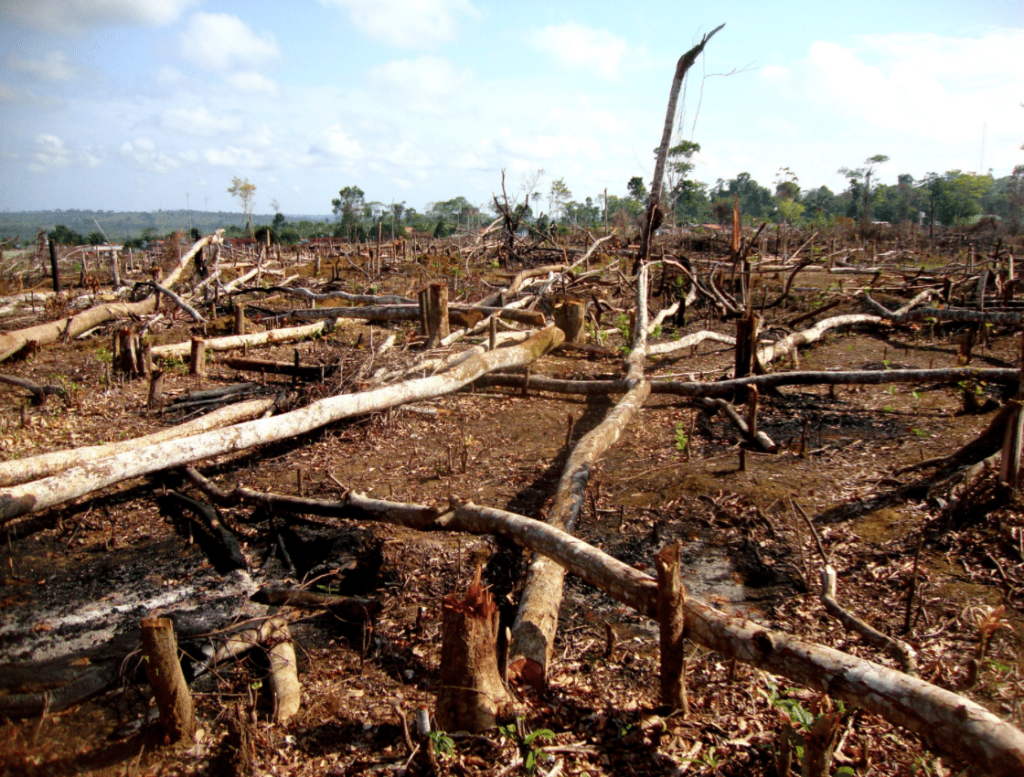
[0,326,563,524]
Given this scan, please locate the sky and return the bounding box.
[1,0,1022,217]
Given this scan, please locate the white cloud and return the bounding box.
[0,80,27,103]
[320,0,478,49]
[179,12,281,73]
[0,0,199,34]
[202,146,266,169]
[309,125,364,161]
[120,138,183,173]
[529,22,628,81]
[31,134,73,169]
[160,106,242,137]
[758,64,790,82]
[367,56,472,113]
[26,134,103,172]
[225,71,280,96]
[8,51,79,80]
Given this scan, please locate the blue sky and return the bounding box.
[1,0,1022,217]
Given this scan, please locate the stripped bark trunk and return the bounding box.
[508,268,650,684]
[151,318,353,360]
[0,397,275,487]
[0,326,563,524]
[267,621,301,723]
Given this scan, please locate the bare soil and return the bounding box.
[1,229,1023,776]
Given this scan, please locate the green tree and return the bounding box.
[331,186,365,240]
[931,170,992,225]
[85,231,106,246]
[48,224,84,245]
[227,176,257,239]
[627,176,648,203]
[838,154,888,226]
[710,173,774,220]
[665,141,706,223]
[548,178,572,223]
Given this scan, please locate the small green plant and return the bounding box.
[678,745,722,773]
[651,324,662,339]
[428,729,455,757]
[911,390,921,400]
[96,347,112,364]
[614,312,630,341]
[498,719,555,775]
[882,406,896,413]
[674,422,689,453]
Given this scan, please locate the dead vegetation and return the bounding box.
[0,220,1023,776]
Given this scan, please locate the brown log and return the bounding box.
[140,617,196,745]
[656,542,688,713]
[435,566,512,733]
[0,326,563,524]
[222,356,338,380]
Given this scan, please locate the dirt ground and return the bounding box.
[1,229,1023,776]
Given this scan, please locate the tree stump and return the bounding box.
[435,566,512,733]
[419,283,450,349]
[553,296,586,343]
[140,617,196,745]
[656,542,688,713]
[190,338,206,375]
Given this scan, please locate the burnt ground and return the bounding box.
[1,231,1024,776]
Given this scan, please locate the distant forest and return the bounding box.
[0,209,332,245]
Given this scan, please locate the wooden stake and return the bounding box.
[140,617,196,745]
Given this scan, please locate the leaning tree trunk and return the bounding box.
[635,24,724,272]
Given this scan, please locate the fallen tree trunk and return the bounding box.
[509,265,651,684]
[0,326,564,524]
[151,318,353,359]
[437,500,1024,777]
[756,314,882,367]
[0,397,277,488]
[168,480,1024,773]
[0,233,219,363]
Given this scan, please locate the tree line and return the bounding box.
[5,156,1021,249]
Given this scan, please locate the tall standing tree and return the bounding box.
[838,154,889,228]
[331,186,365,241]
[548,178,572,224]
[227,177,257,239]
